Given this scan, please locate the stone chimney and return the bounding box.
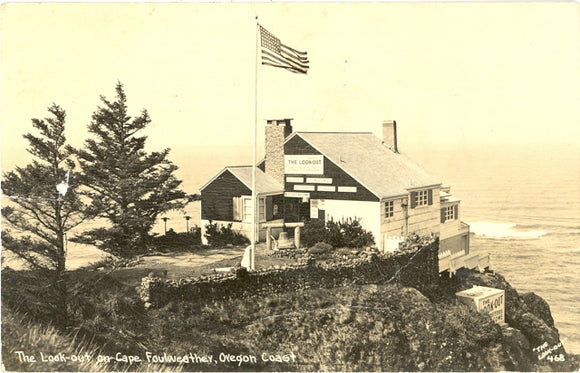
[382,120,398,153]
[265,119,293,186]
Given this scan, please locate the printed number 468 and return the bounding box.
[546,354,565,362]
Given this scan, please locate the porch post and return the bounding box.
[294,226,301,249]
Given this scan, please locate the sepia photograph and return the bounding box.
[1,1,579,371]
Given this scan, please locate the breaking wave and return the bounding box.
[554,247,580,254]
[469,222,547,239]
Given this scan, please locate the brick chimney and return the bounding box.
[382,120,398,153]
[265,119,293,186]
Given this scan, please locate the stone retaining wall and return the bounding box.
[139,238,439,308]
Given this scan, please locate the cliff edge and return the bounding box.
[234,268,577,371]
[412,267,577,371]
[142,267,578,372]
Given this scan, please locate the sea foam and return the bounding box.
[469,221,547,239]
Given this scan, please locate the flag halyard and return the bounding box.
[259,25,309,74]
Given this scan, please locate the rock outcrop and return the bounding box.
[241,268,577,371]
[436,268,574,371]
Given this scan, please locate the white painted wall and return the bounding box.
[320,199,381,248]
[440,219,461,240]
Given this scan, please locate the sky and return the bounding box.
[1,2,579,194]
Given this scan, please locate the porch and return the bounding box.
[439,250,491,274]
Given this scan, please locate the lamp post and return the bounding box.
[161,217,169,235]
[184,215,191,233]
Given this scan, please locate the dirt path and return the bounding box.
[117,243,287,284]
[99,245,250,286]
[137,246,248,276]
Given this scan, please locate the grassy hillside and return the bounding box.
[1,310,179,372]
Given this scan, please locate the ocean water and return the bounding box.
[412,143,580,354]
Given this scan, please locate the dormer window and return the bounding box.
[415,190,428,206]
[410,189,433,208]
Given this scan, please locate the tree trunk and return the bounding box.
[54,197,68,325]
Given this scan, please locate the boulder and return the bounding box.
[521,291,555,328]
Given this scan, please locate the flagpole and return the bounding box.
[251,18,259,271]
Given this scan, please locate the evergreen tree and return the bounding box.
[1,104,88,276]
[76,82,189,257]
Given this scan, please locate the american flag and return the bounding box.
[259,25,309,74]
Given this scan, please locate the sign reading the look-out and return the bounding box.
[456,286,505,324]
[284,155,324,175]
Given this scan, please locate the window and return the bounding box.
[240,196,265,223]
[242,196,252,222]
[410,189,433,209]
[445,206,455,221]
[384,200,394,218]
[441,205,457,223]
[415,190,428,207]
[259,197,265,222]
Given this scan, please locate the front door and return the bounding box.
[318,208,326,223]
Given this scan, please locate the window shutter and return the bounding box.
[266,196,273,221]
[410,191,417,209]
[454,204,459,220]
[441,208,446,223]
[239,197,244,220]
[233,197,242,221]
[428,189,433,205]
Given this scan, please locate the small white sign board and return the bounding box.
[284,155,324,175]
[456,286,505,324]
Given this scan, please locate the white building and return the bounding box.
[200,119,489,274]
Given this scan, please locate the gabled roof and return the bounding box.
[288,132,441,199]
[200,166,284,195]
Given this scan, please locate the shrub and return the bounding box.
[204,221,250,247]
[339,218,375,248]
[325,218,344,248]
[301,218,327,247]
[83,255,140,270]
[189,225,202,242]
[148,227,202,253]
[335,247,353,257]
[308,247,325,256]
[301,217,375,249]
[235,266,249,278]
[1,268,68,327]
[309,242,333,256]
[71,227,151,258]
